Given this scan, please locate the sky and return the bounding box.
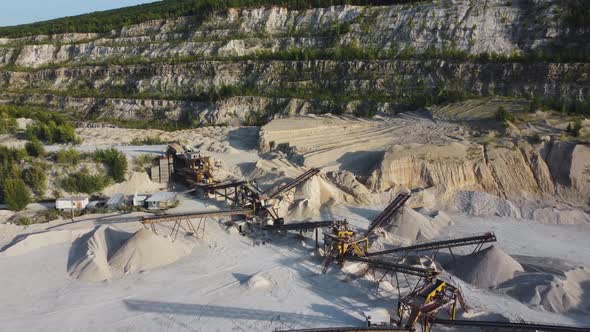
[0,0,158,27]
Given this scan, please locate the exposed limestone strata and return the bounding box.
[370,141,590,208]
[0,1,588,123]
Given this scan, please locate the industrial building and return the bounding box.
[145,192,178,210]
[149,143,214,186]
[106,193,126,210]
[132,193,148,207]
[150,156,172,184]
[55,196,89,211]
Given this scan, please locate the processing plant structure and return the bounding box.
[144,144,589,332]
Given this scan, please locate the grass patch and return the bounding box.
[130,136,167,145]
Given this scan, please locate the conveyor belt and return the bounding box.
[365,193,411,237]
[366,232,496,257]
[275,328,409,332]
[267,168,320,199]
[347,257,438,278]
[198,180,247,190]
[264,221,333,231]
[141,209,252,224]
[431,319,590,332]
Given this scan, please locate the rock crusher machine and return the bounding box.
[396,278,467,332]
[197,168,320,225]
[323,220,370,266]
[322,192,411,272]
[167,143,215,186]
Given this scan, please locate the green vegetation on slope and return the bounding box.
[3,179,31,211]
[25,138,45,157]
[0,0,423,37]
[93,148,128,183]
[0,146,31,210]
[0,105,79,144]
[60,170,109,195]
[129,136,167,145]
[23,162,47,196]
[3,40,590,75]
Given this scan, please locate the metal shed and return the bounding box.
[132,193,148,207]
[106,193,126,210]
[145,192,178,210]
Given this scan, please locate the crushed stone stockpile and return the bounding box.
[103,171,164,196]
[0,226,193,282]
[499,268,590,313]
[447,245,524,289]
[69,226,193,282]
[378,206,451,243]
[454,191,521,218]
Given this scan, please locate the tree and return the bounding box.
[23,163,47,196]
[495,106,515,123]
[0,113,17,134]
[25,138,45,157]
[110,154,127,182]
[529,96,541,113]
[60,170,108,194]
[55,147,80,164]
[3,179,31,211]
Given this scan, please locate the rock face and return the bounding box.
[369,140,590,208]
[0,1,588,124]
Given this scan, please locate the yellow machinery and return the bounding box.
[323,193,411,268]
[193,155,213,185]
[167,143,214,186]
[396,279,466,332]
[323,220,369,270]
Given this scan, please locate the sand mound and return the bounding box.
[68,226,133,282]
[103,171,164,196]
[251,157,359,219]
[448,246,524,288]
[342,261,369,276]
[380,206,447,242]
[454,191,521,218]
[68,226,192,282]
[1,229,89,257]
[247,273,273,290]
[499,268,590,313]
[109,228,192,276]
